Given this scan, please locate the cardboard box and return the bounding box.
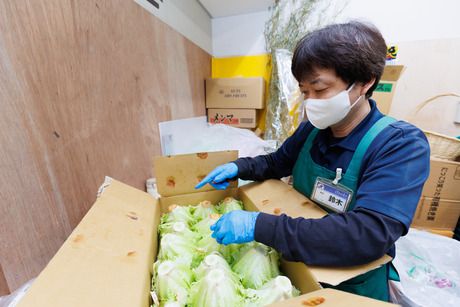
[371,65,405,114]
[205,77,265,109]
[411,158,460,230]
[412,196,460,230]
[207,108,257,128]
[17,151,395,306]
[421,157,460,201]
[17,177,158,307]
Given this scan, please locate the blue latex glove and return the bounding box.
[210,211,260,245]
[194,163,238,190]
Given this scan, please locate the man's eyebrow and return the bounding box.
[310,78,327,84]
[300,78,324,87]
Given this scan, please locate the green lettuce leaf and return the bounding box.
[217,197,244,214]
[232,243,280,289]
[188,268,245,307]
[152,260,193,304]
[245,276,300,306]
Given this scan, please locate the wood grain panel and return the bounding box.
[0,263,9,296]
[0,0,210,293]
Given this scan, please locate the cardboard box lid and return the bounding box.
[240,179,392,286]
[17,178,159,307]
[267,288,397,306]
[154,151,238,197]
[380,65,405,82]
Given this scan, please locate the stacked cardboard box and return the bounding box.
[371,65,405,114]
[411,157,460,232]
[206,77,265,129]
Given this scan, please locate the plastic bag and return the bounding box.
[159,116,276,158]
[0,279,34,307]
[264,49,305,143]
[391,229,460,307]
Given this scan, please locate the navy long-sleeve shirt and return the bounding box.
[233,100,430,267]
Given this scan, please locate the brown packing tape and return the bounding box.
[17,180,159,307]
[153,150,238,197]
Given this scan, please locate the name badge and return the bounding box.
[311,177,353,213]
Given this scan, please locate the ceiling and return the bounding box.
[198,0,274,18]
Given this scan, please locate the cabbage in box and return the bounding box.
[16,150,396,307]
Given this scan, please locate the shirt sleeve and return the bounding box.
[233,122,314,181]
[355,121,431,231]
[253,121,430,266]
[254,208,405,266]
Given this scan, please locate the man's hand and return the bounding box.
[210,211,260,245]
[194,163,238,190]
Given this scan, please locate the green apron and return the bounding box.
[292,116,398,301]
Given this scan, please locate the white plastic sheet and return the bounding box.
[0,279,34,307]
[391,229,460,307]
[159,117,276,158]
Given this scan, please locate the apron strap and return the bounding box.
[303,127,320,152]
[346,116,397,179]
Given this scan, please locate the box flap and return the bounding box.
[17,179,159,307]
[267,288,398,306]
[240,180,391,285]
[308,255,392,286]
[154,151,238,197]
[380,65,405,81]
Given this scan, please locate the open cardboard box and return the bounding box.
[17,151,395,307]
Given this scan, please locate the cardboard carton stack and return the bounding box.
[206,77,265,129]
[371,65,405,114]
[411,158,460,236]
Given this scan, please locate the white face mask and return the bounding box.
[305,84,362,129]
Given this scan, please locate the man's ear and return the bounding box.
[361,77,376,96]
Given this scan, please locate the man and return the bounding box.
[195,21,430,301]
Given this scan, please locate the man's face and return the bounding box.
[298,67,361,104]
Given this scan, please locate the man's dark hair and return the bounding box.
[292,21,387,98]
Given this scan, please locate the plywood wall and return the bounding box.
[0,0,210,294]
